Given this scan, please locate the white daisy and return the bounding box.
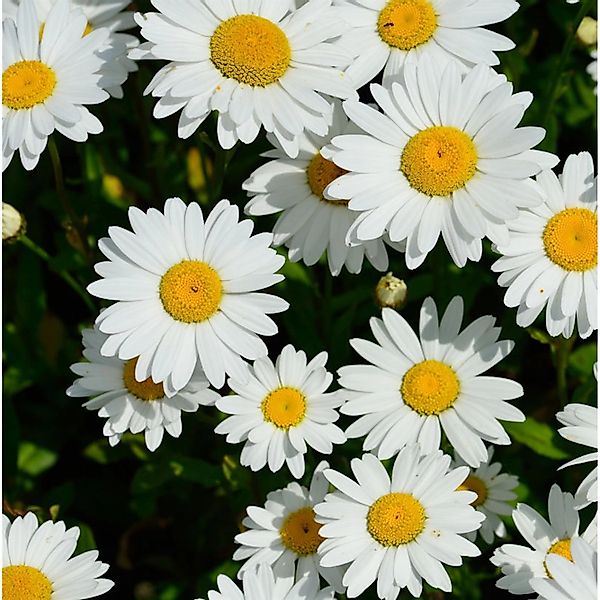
[492,152,597,340]
[557,402,598,509]
[334,0,518,88]
[234,462,344,592]
[2,0,110,171]
[214,344,346,478]
[132,0,357,156]
[322,58,558,269]
[338,296,525,468]
[2,511,113,599]
[453,446,518,545]
[87,197,288,392]
[314,445,484,599]
[67,325,220,451]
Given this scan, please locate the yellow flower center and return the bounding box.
[401,126,478,197]
[307,153,349,206]
[367,493,426,546]
[457,475,488,507]
[279,507,324,556]
[159,260,223,323]
[261,387,306,430]
[544,538,573,577]
[401,359,460,416]
[377,0,437,51]
[2,60,57,110]
[39,20,93,40]
[2,565,52,600]
[210,15,291,87]
[542,208,598,272]
[122,357,165,401]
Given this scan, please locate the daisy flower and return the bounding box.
[132,0,357,156]
[557,402,598,509]
[2,0,110,171]
[243,100,401,275]
[323,58,558,269]
[339,296,525,467]
[2,511,113,599]
[214,345,346,478]
[87,197,288,392]
[492,152,597,339]
[334,0,518,88]
[314,445,484,599]
[452,446,519,545]
[67,325,220,451]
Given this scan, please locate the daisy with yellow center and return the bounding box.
[2,512,113,600]
[131,0,357,156]
[493,151,598,340]
[322,58,558,269]
[215,345,346,478]
[314,445,485,599]
[339,296,525,468]
[87,198,288,392]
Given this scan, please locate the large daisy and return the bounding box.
[2,0,110,171]
[314,445,484,599]
[492,152,597,340]
[67,325,220,451]
[334,0,518,88]
[214,345,346,478]
[323,58,558,269]
[87,197,288,392]
[338,296,525,467]
[132,0,357,155]
[2,512,113,599]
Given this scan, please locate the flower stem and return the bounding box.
[552,334,577,407]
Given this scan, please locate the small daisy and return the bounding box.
[334,0,518,88]
[323,58,558,269]
[557,402,598,509]
[67,326,220,451]
[2,512,113,599]
[87,197,288,392]
[2,0,110,171]
[314,445,484,599]
[339,296,525,468]
[492,152,597,339]
[234,462,344,592]
[452,446,518,545]
[132,0,357,156]
[215,345,346,478]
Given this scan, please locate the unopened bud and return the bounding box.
[577,17,597,47]
[2,203,25,243]
[375,272,408,309]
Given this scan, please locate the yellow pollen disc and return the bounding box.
[210,15,291,87]
[401,359,460,416]
[377,0,437,51]
[457,475,488,507]
[123,358,164,401]
[307,153,349,206]
[261,387,307,430]
[39,21,93,41]
[544,538,573,577]
[279,507,324,556]
[2,565,53,600]
[2,60,57,110]
[367,493,426,546]
[159,260,223,323]
[542,208,598,272]
[401,126,478,197]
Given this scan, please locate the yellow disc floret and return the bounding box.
[457,475,488,507]
[542,208,597,272]
[280,507,324,555]
[377,0,437,51]
[261,387,307,430]
[367,492,426,546]
[401,359,460,415]
[401,126,478,197]
[123,357,165,401]
[2,61,57,110]
[2,565,53,600]
[544,538,573,577]
[159,260,223,323]
[307,153,349,206]
[210,15,291,87]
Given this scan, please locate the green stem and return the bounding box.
[323,268,333,349]
[211,146,238,203]
[552,334,576,407]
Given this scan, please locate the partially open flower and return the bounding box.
[375,272,408,309]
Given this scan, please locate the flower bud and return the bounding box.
[577,17,597,47]
[375,272,408,310]
[2,202,25,243]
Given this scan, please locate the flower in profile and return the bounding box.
[2,511,114,599]
[87,198,288,392]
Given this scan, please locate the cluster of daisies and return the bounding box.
[2,0,597,599]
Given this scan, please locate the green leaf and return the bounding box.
[568,343,597,377]
[131,461,174,494]
[169,457,222,487]
[504,418,569,459]
[17,442,58,476]
[74,523,97,553]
